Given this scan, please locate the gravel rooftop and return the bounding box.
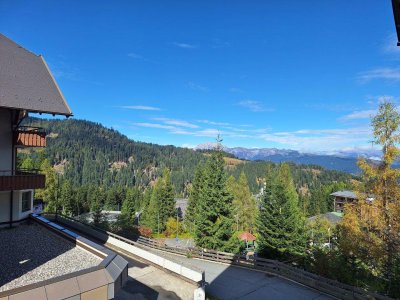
[0,222,101,292]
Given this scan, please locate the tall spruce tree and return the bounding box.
[142,179,163,232]
[257,164,306,259]
[233,172,257,233]
[141,168,176,233]
[185,164,205,232]
[194,150,238,252]
[121,188,142,224]
[159,168,176,228]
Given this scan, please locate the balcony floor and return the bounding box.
[0,222,101,292]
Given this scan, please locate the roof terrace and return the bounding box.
[0,222,100,292]
[0,216,128,300]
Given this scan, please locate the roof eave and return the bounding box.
[40,56,73,116]
[0,105,73,117]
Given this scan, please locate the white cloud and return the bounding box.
[339,109,376,121]
[120,105,161,111]
[197,120,231,126]
[237,100,273,112]
[194,128,221,137]
[172,42,197,49]
[133,122,174,129]
[153,117,199,128]
[357,67,400,83]
[258,127,371,151]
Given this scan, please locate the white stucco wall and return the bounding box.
[0,108,12,171]
[0,190,33,224]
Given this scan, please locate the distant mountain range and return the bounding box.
[195,143,382,174]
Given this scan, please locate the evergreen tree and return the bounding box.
[194,151,238,252]
[159,168,176,228]
[36,159,59,213]
[233,172,257,233]
[185,164,205,232]
[142,179,163,232]
[91,187,107,227]
[60,180,74,216]
[257,164,306,259]
[121,187,142,224]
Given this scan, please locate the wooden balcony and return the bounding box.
[14,126,46,147]
[0,170,45,191]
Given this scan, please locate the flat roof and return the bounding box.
[0,223,100,292]
[0,34,72,116]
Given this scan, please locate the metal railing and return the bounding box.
[14,126,46,134]
[0,169,42,176]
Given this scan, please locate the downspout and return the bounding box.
[9,191,13,228]
[10,110,15,228]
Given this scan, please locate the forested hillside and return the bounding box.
[21,117,355,216]
[24,117,207,195]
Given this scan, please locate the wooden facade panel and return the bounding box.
[14,132,46,147]
[0,174,45,191]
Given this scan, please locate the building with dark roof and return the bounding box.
[330,190,358,213]
[0,34,128,299]
[0,34,72,116]
[0,33,72,226]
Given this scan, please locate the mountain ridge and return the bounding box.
[195,143,382,174]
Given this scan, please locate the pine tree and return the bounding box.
[194,151,238,252]
[185,164,205,232]
[257,164,306,259]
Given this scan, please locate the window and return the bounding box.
[21,191,32,213]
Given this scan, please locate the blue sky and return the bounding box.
[1,1,399,152]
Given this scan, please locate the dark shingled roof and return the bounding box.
[330,190,357,199]
[0,34,72,116]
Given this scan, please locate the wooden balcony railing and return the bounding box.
[0,169,45,191]
[14,126,46,147]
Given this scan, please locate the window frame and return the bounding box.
[21,191,32,213]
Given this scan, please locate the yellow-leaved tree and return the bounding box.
[339,101,400,296]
